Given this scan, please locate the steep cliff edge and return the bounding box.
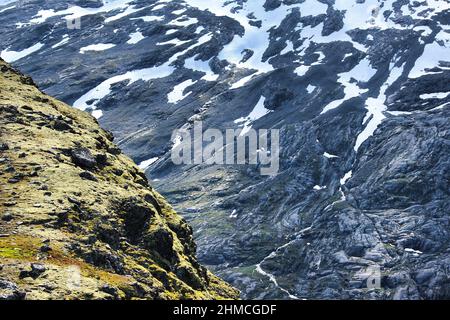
[0,59,238,300]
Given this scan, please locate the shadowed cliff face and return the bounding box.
[0,59,239,300]
[0,0,449,299]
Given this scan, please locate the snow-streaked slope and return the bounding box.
[234,96,273,135]
[1,0,449,301]
[73,64,175,110]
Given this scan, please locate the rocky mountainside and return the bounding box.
[0,58,238,300]
[0,0,449,299]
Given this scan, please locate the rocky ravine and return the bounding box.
[0,59,239,300]
[0,0,449,299]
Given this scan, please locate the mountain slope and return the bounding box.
[0,0,449,299]
[0,58,238,300]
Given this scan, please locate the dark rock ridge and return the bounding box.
[0,0,449,299]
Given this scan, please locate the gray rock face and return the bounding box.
[0,0,449,299]
[0,279,26,300]
[71,147,97,169]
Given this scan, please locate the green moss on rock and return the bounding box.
[0,59,239,300]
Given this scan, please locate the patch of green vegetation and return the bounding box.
[0,247,25,259]
[0,236,38,260]
[332,200,351,210]
[235,265,258,276]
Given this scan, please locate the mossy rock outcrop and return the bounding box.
[0,59,239,300]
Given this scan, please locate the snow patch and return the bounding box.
[91,110,103,119]
[104,6,143,23]
[354,61,406,151]
[234,96,272,136]
[157,38,191,46]
[79,43,116,53]
[1,42,44,63]
[340,171,353,185]
[167,79,195,104]
[306,85,316,94]
[73,64,175,110]
[295,65,309,77]
[229,209,238,219]
[52,35,70,49]
[230,72,261,89]
[405,248,423,256]
[321,58,376,114]
[138,157,159,170]
[127,31,145,44]
[420,92,449,100]
[0,4,14,13]
[409,33,450,79]
[324,152,338,159]
[132,15,164,22]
